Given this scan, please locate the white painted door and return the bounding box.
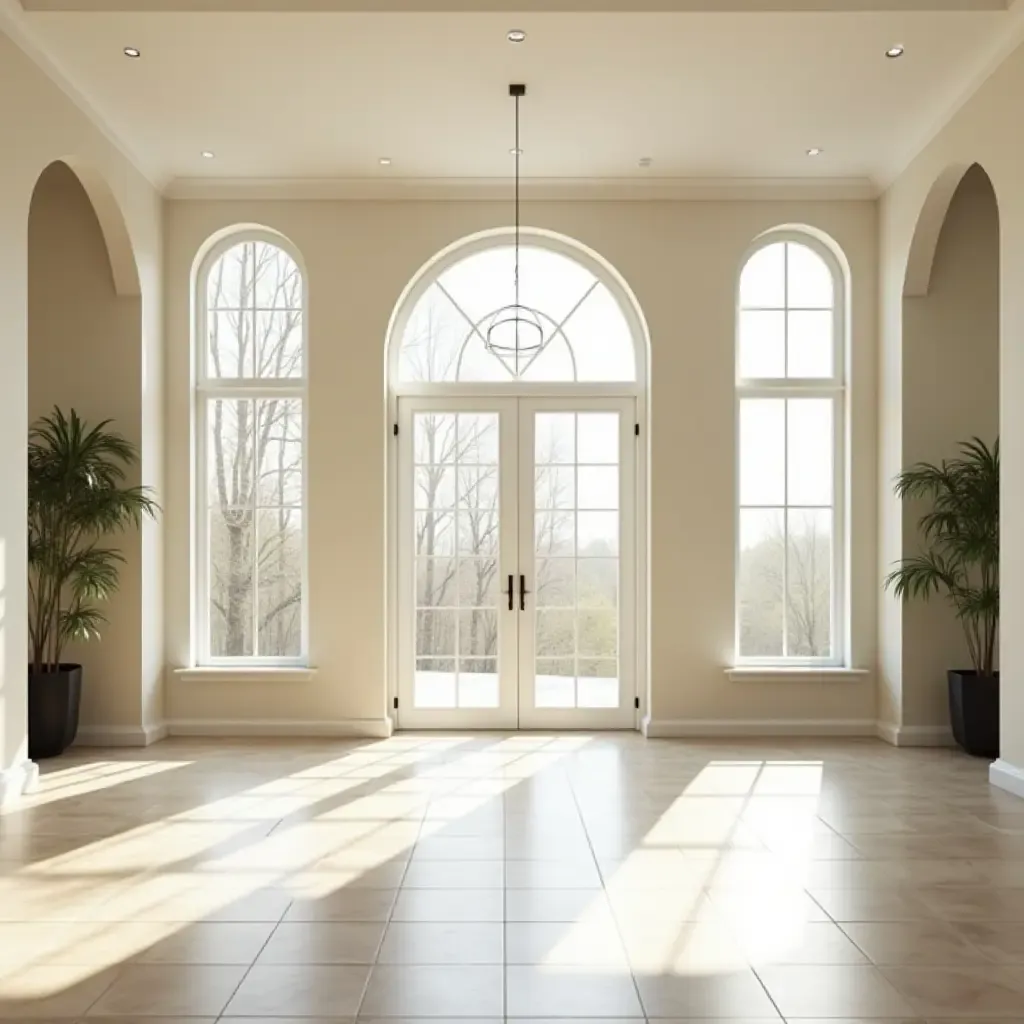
[396,396,635,729]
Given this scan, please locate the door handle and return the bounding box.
[519,574,530,612]
[504,574,514,612]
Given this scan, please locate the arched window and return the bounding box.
[195,234,306,664]
[736,233,845,664]
[396,244,636,384]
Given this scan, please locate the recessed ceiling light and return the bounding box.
[123,46,141,58]
[507,29,527,43]
[201,150,215,159]
[886,44,905,58]
[638,156,653,168]
[510,147,523,156]
[379,157,392,166]
[806,147,823,157]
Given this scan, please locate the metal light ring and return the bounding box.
[483,304,545,355]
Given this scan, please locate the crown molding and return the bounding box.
[164,175,879,202]
[0,0,164,191]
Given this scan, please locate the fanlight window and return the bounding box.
[397,246,636,384]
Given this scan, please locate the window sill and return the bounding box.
[725,666,869,684]
[174,667,317,683]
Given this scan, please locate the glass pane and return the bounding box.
[738,508,784,658]
[417,557,457,608]
[787,400,833,506]
[577,512,618,557]
[458,511,498,557]
[209,508,254,658]
[208,310,253,378]
[415,511,455,557]
[536,467,575,510]
[256,508,302,657]
[458,466,498,511]
[256,399,302,507]
[578,662,619,708]
[458,661,499,708]
[414,413,457,465]
[739,399,785,506]
[415,663,456,709]
[536,413,575,464]
[400,289,467,385]
[535,508,574,556]
[521,336,576,383]
[207,243,249,310]
[535,660,575,708]
[459,610,497,659]
[564,285,637,383]
[787,311,833,378]
[577,559,618,608]
[740,243,785,308]
[578,467,618,510]
[536,558,575,608]
[458,414,499,464]
[787,509,833,658]
[577,413,619,464]
[208,399,255,509]
[578,610,616,657]
[738,311,785,380]
[415,467,456,510]
[536,610,575,657]
[786,243,833,309]
[252,242,302,310]
[255,310,303,379]
[457,558,498,607]
[416,609,455,659]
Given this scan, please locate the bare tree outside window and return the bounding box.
[202,240,305,661]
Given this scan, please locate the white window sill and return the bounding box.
[725,666,869,683]
[174,667,317,683]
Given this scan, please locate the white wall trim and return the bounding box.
[0,759,40,806]
[173,667,317,683]
[166,718,394,739]
[642,717,877,738]
[990,759,1024,800]
[74,723,169,747]
[164,175,879,203]
[875,722,955,747]
[725,667,870,683]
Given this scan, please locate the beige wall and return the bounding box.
[28,161,146,733]
[165,198,878,731]
[880,38,1024,773]
[898,166,1000,730]
[0,21,162,784]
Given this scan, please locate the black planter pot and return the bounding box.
[28,664,82,759]
[948,669,999,759]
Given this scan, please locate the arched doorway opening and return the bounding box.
[386,229,649,730]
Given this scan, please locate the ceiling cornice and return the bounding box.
[164,175,879,202]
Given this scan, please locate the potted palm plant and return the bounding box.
[884,437,999,758]
[28,408,158,758]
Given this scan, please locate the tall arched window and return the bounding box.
[736,233,845,665]
[195,234,306,664]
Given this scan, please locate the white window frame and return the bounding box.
[734,230,847,668]
[192,230,309,667]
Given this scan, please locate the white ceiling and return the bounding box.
[14,4,1020,192]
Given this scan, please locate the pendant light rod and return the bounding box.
[510,84,525,323]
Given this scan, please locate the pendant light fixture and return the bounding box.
[483,83,544,375]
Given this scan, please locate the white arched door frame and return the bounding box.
[385,227,650,730]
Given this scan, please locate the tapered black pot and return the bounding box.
[28,664,82,759]
[948,669,999,759]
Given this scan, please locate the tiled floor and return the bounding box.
[2,733,1024,1022]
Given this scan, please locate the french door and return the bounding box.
[396,396,636,729]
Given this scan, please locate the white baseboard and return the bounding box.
[642,718,877,739]
[875,722,954,747]
[990,759,1024,800]
[0,759,39,806]
[74,722,169,748]
[166,718,394,739]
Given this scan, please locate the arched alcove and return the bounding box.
[899,162,1000,730]
[27,159,145,735]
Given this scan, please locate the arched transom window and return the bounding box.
[195,235,307,665]
[397,244,637,385]
[736,234,846,665]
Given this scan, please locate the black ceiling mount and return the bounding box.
[510,83,526,97]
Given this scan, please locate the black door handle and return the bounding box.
[504,574,514,611]
[520,574,530,612]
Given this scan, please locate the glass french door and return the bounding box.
[396,396,636,729]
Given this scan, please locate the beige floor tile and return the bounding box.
[739,920,870,965]
[918,886,1024,922]
[953,921,1024,963]
[85,963,247,1017]
[883,965,1024,1017]
[223,964,371,1017]
[377,922,504,964]
[360,965,504,1017]
[283,887,396,922]
[412,836,505,861]
[506,964,643,1017]
[505,887,612,923]
[842,921,993,966]
[634,968,780,1018]
[505,921,629,967]
[0,965,119,1019]
[811,886,939,922]
[756,964,918,1018]
[131,920,276,964]
[401,859,504,889]
[505,858,603,889]
[390,887,504,922]
[256,921,386,964]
